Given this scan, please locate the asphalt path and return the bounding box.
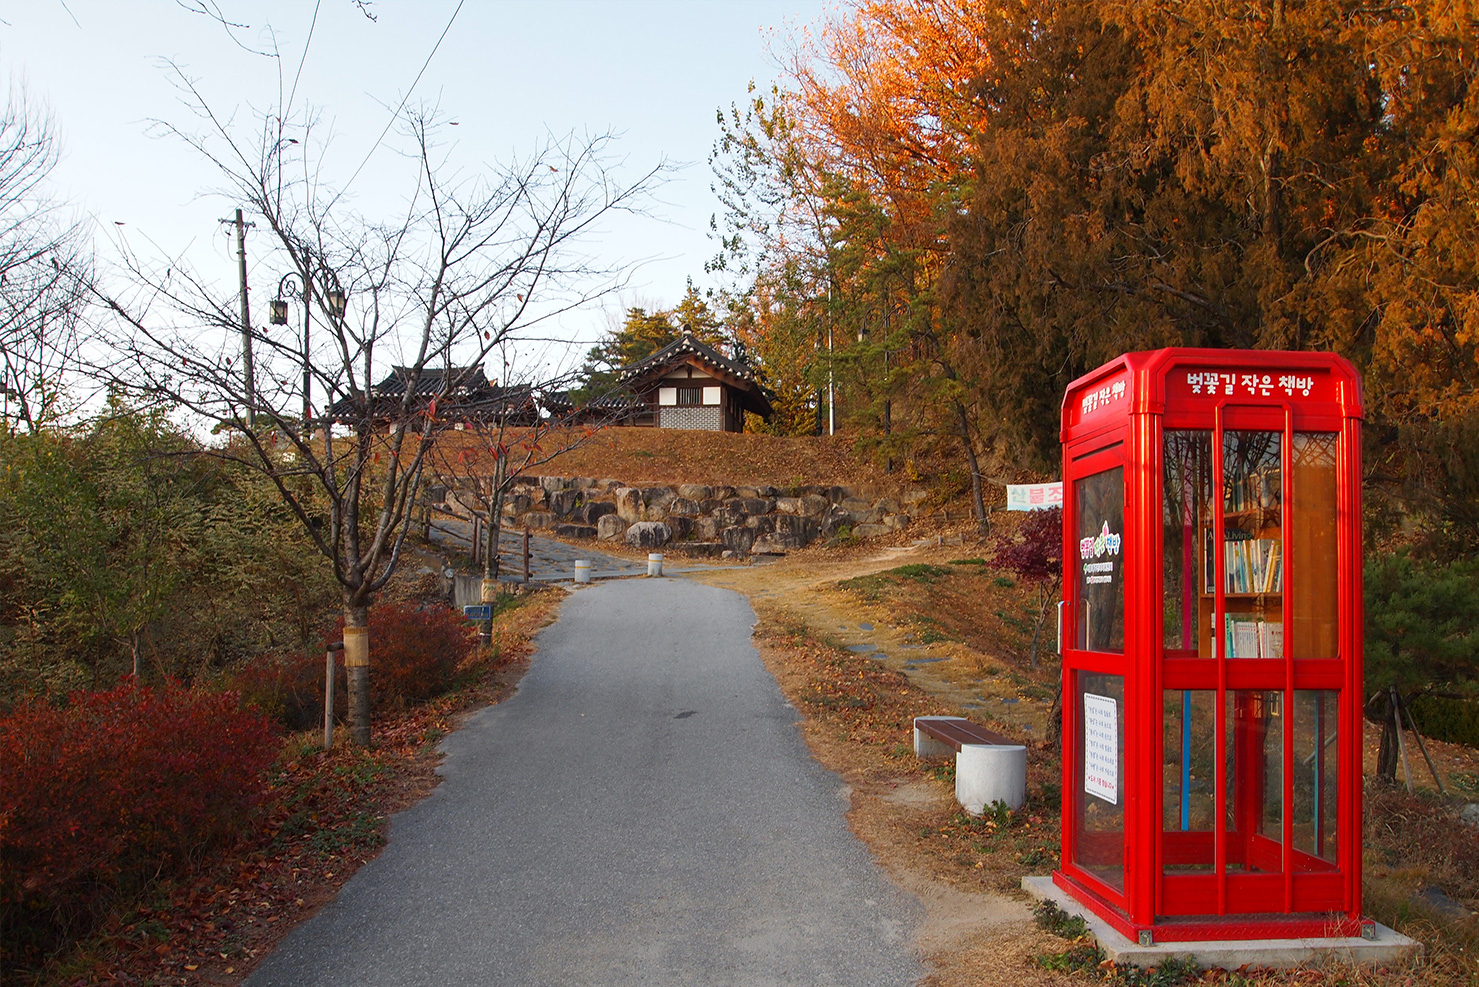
[247,577,925,986]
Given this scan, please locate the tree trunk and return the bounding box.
[1372,692,1396,781]
[1029,590,1052,670]
[954,401,988,537]
[344,603,371,746]
[485,460,507,583]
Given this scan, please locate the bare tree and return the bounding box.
[97,79,658,744]
[0,87,92,434]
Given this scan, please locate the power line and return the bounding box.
[284,0,322,121]
[328,0,465,211]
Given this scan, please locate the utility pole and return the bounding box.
[226,208,255,426]
[827,282,835,436]
[302,253,312,428]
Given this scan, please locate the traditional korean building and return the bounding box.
[616,331,772,432]
[324,366,540,428]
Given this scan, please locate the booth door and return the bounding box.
[1158,421,1345,917]
[1063,446,1130,909]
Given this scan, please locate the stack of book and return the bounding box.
[1224,537,1282,594]
[1223,616,1284,659]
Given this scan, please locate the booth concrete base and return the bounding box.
[1022,876,1422,970]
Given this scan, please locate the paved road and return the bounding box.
[427,516,650,580]
[427,517,732,582]
[247,578,925,987]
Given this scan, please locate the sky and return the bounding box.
[1,0,829,369]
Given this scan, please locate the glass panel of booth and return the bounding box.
[1163,432,1211,654]
[1074,467,1125,653]
[1162,689,1216,872]
[1292,434,1339,660]
[1075,671,1126,892]
[1162,428,1339,663]
[1293,689,1340,868]
[1228,689,1284,875]
[1221,431,1283,658]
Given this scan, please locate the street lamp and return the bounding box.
[271,258,346,427]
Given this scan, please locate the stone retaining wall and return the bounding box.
[448,477,928,557]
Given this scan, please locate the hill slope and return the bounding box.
[435,426,907,489]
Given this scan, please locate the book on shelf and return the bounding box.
[1222,615,1284,659]
[1261,621,1284,660]
[1201,529,1283,594]
[1226,467,1282,513]
[1221,537,1282,594]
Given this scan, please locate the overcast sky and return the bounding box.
[2,0,827,361]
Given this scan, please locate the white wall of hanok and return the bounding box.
[655,366,729,429]
[636,361,756,431]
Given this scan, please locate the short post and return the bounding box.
[574,559,591,584]
[324,641,345,750]
[647,552,663,577]
[522,528,531,583]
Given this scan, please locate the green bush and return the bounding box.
[1409,694,1479,748]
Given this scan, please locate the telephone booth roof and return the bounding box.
[1062,348,1363,442]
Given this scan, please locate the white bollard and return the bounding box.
[573,560,591,584]
[647,552,663,577]
[956,743,1027,814]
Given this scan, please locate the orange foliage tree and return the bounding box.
[719,0,1479,546]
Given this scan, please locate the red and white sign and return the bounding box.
[1006,482,1063,511]
[1167,368,1332,403]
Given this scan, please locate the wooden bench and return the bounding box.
[913,715,1027,814]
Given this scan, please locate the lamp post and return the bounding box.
[270,256,346,427]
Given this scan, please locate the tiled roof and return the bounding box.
[325,365,540,424]
[371,365,493,398]
[542,389,644,413]
[617,332,757,386]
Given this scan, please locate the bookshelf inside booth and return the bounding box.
[1204,430,1285,661]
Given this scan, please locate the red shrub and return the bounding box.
[0,682,274,958]
[231,651,341,731]
[349,601,477,710]
[229,602,476,731]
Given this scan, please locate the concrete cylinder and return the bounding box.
[574,559,591,584]
[956,744,1027,814]
[647,552,664,577]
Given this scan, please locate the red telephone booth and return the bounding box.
[1056,348,1365,943]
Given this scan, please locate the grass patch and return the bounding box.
[891,563,953,582]
[1033,901,1205,987]
[1034,899,1089,940]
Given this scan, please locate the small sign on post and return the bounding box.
[463,604,493,620]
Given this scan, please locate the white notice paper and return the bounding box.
[1083,693,1119,805]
